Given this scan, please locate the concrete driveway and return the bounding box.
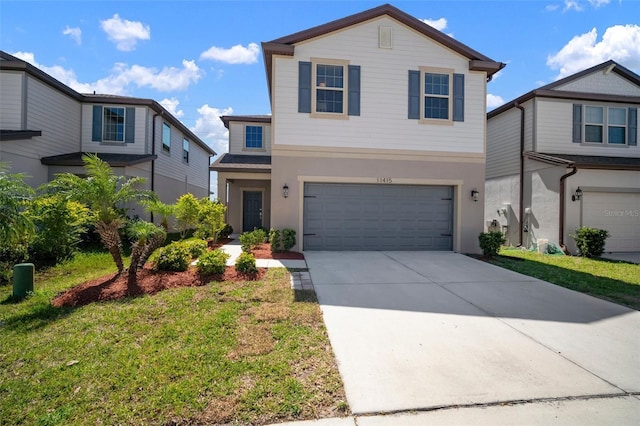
[304,251,640,422]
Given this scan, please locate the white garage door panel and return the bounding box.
[583,192,640,252]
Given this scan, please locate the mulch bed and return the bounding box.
[251,243,305,260]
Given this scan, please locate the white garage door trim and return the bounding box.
[581,191,640,252]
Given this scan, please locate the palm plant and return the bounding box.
[142,198,175,231]
[0,163,35,247]
[46,154,156,273]
[126,220,166,279]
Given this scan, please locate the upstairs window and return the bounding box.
[424,73,450,120]
[574,104,636,146]
[92,105,135,143]
[162,122,171,153]
[245,125,263,149]
[183,138,189,163]
[298,60,360,117]
[316,64,344,114]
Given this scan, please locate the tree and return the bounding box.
[174,193,200,238]
[196,198,226,243]
[0,163,35,247]
[126,220,166,279]
[142,198,175,231]
[46,154,156,273]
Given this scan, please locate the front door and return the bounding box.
[242,191,262,232]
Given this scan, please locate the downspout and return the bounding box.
[514,102,525,246]
[151,111,163,222]
[558,166,577,250]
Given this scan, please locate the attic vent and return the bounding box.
[379,26,392,49]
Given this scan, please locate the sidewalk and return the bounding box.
[218,236,312,291]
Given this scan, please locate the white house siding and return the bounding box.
[272,16,486,154]
[524,162,566,250]
[0,71,23,128]
[80,104,147,154]
[228,122,272,155]
[486,108,521,179]
[535,98,640,156]
[555,71,640,97]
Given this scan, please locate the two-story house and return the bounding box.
[0,50,216,215]
[213,4,504,252]
[485,60,639,254]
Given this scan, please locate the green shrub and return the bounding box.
[269,228,282,253]
[235,252,258,274]
[182,239,208,259]
[572,227,609,258]
[174,193,200,239]
[282,228,296,251]
[154,242,191,271]
[196,198,226,242]
[478,231,506,258]
[239,228,267,252]
[219,224,233,239]
[0,244,29,285]
[197,249,230,275]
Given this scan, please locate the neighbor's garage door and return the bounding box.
[582,192,640,252]
[303,183,453,251]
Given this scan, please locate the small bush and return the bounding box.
[282,228,296,251]
[0,244,29,285]
[572,227,609,258]
[239,228,267,252]
[235,252,258,274]
[219,224,233,239]
[154,242,191,271]
[269,228,282,253]
[182,239,208,259]
[478,231,506,258]
[197,249,230,275]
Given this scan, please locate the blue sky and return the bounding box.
[2,0,639,173]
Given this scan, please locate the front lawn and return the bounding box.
[0,252,347,425]
[488,248,640,310]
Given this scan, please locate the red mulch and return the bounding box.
[51,238,303,309]
[52,265,266,308]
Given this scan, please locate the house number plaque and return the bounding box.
[376,177,393,183]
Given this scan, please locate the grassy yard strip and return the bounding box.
[490,248,640,310]
[0,253,347,425]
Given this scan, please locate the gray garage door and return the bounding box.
[303,183,453,251]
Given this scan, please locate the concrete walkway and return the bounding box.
[290,251,640,425]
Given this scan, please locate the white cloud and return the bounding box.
[487,94,505,109]
[421,18,447,32]
[159,98,184,118]
[12,52,202,95]
[63,26,81,45]
[547,24,640,79]
[564,0,584,11]
[546,4,560,12]
[200,43,260,64]
[100,14,150,51]
[589,0,610,7]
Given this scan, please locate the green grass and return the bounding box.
[0,252,347,425]
[488,248,640,310]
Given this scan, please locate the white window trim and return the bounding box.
[583,105,628,146]
[420,66,453,125]
[310,57,349,120]
[243,124,266,151]
[102,106,126,143]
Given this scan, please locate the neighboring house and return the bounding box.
[485,60,639,254]
[0,50,215,218]
[212,3,504,252]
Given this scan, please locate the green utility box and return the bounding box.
[13,263,35,299]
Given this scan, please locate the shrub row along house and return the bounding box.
[0,51,216,217]
[212,3,505,253]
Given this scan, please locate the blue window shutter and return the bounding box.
[348,65,361,116]
[408,70,420,119]
[453,73,464,122]
[572,104,582,143]
[125,107,135,143]
[628,108,637,146]
[298,61,312,113]
[92,105,102,142]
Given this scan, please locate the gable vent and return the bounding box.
[379,26,392,49]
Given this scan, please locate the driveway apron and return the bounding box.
[304,251,640,416]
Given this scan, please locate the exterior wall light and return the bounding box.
[282,183,289,198]
[471,189,479,202]
[572,187,583,202]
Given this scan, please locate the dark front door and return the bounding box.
[242,191,262,232]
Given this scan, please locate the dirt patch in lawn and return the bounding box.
[52,265,266,308]
[250,243,305,260]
